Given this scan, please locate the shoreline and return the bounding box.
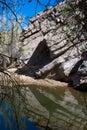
[6,68,68,89]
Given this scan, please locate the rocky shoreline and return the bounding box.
[5,68,68,89]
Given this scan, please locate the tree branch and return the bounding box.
[0,0,22,28]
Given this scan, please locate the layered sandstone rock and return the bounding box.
[18,0,87,88]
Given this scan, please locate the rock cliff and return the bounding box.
[19,0,87,89]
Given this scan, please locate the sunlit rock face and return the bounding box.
[19,0,87,83]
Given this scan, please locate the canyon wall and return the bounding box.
[19,0,87,87]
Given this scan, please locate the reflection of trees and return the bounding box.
[0,72,87,130]
[0,72,26,130]
[0,72,54,130]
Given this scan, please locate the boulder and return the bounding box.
[69,51,87,90]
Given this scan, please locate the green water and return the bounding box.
[0,85,87,130]
[20,85,87,130]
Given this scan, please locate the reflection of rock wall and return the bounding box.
[22,86,87,130]
[19,0,87,81]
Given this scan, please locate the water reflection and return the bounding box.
[0,81,87,130]
[0,86,38,130]
[0,101,39,130]
[22,86,87,130]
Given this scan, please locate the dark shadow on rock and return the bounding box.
[68,59,83,87]
[69,51,87,91]
[16,39,52,77]
[73,84,87,92]
[27,39,52,67]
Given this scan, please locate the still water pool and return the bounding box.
[0,85,87,130]
[0,92,38,130]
